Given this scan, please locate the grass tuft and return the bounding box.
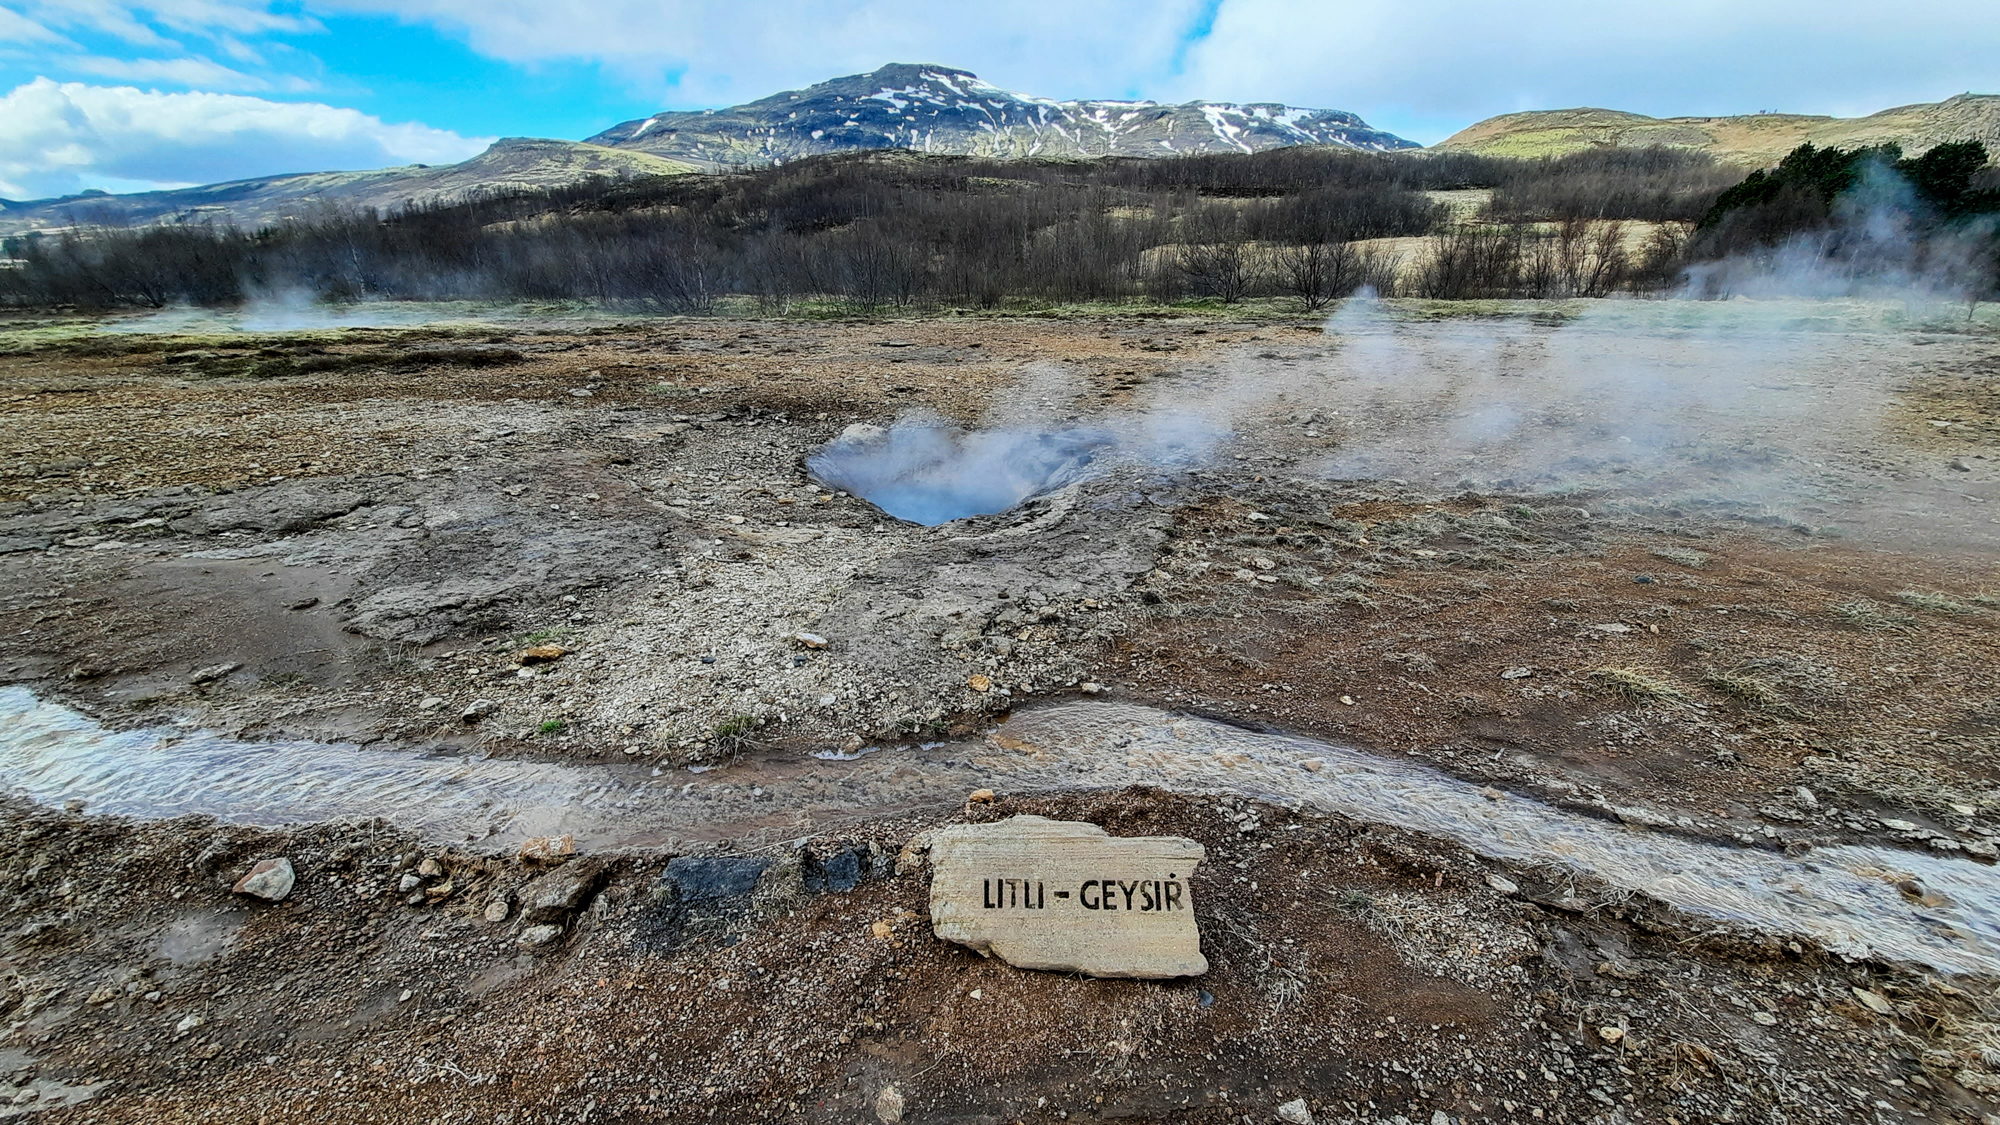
[1589,667,1686,704]
[1649,547,1711,570]
[1831,599,1918,632]
[1895,589,1985,616]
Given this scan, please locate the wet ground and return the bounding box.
[1,297,1998,1122]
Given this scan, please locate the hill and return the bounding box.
[587,63,1417,168]
[0,139,696,237]
[1433,94,2000,166]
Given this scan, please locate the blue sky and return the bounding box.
[2,0,1995,200]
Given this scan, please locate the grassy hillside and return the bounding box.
[1435,94,2000,167]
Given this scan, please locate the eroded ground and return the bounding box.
[1,299,1999,1123]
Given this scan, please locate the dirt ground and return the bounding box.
[1,298,1999,1122]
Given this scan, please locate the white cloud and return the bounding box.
[305,0,1213,107]
[0,78,491,199]
[64,53,274,89]
[0,5,70,45]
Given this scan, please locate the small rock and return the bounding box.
[873,1085,906,1125]
[966,788,996,804]
[188,662,241,685]
[175,1014,206,1034]
[1751,1011,1778,1026]
[519,834,576,862]
[1339,695,1355,706]
[793,632,828,649]
[1276,1098,1315,1125]
[968,674,992,693]
[1883,818,1919,832]
[1485,874,1519,895]
[1795,786,1818,809]
[1852,987,1896,1015]
[1589,623,1632,634]
[521,857,607,922]
[399,874,422,892]
[232,858,295,902]
[1079,682,1104,695]
[418,858,443,878]
[1597,1026,1624,1044]
[286,597,319,610]
[1500,666,1533,680]
[484,900,511,923]
[462,699,496,723]
[1298,758,1324,773]
[87,986,119,1005]
[1951,458,1973,472]
[418,697,444,711]
[517,924,563,948]
[517,644,568,665]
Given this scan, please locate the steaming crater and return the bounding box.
[807,419,1112,525]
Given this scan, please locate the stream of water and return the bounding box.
[5,686,1998,975]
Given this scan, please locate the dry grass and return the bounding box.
[1588,667,1686,705]
[1896,589,1986,616]
[1831,599,1919,632]
[1701,668,1782,708]
[1649,547,1711,570]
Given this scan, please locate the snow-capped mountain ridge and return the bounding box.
[589,64,1416,167]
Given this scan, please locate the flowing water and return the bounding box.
[5,686,1999,975]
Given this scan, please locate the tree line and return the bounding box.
[0,142,1990,312]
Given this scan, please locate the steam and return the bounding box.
[97,290,492,334]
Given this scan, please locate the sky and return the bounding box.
[1,0,1995,200]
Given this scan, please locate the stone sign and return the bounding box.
[926,815,1207,978]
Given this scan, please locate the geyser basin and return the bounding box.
[807,419,1110,525]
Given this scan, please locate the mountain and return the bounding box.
[0,139,696,237]
[587,63,1417,168]
[1433,94,2000,167]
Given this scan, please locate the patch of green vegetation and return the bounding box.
[539,718,566,735]
[711,714,761,756]
[1831,599,1918,632]
[519,627,571,646]
[1588,666,1686,705]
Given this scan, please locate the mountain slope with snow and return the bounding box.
[588,64,1416,168]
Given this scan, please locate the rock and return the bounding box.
[517,924,563,948]
[517,644,569,665]
[793,632,828,649]
[231,858,295,902]
[1485,873,1519,895]
[1500,666,1533,680]
[418,858,443,877]
[174,1014,205,1034]
[1795,786,1818,809]
[519,835,576,862]
[188,662,242,685]
[1079,682,1104,695]
[287,596,319,610]
[967,788,996,805]
[1597,1026,1624,1044]
[418,697,444,711]
[1951,458,1973,472]
[521,858,608,923]
[87,986,118,1005]
[1276,1098,1316,1124]
[484,900,511,923]
[1751,1010,1778,1026]
[399,874,422,892]
[1852,987,1896,1015]
[968,674,992,692]
[1298,759,1324,773]
[873,1084,905,1124]
[462,699,497,723]
[927,815,1207,978]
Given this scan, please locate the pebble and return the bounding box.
[462,699,496,722]
[1597,1026,1624,1044]
[873,1085,905,1125]
[187,662,242,685]
[517,924,563,948]
[1751,1011,1778,1026]
[1500,666,1533,680]
[517,644,568,665]
[231,858,296,902]
[1951,458,1973,472]
[793,632,828,649]
[1276,1098,1316,1125]
[484,900,511,923]
[418,697,444,711]
[399,874,422,892]
[175,1014,205,1034]
[1852,987,1896,1015]
[418,858,443,877]
[1485,874,1520,895]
